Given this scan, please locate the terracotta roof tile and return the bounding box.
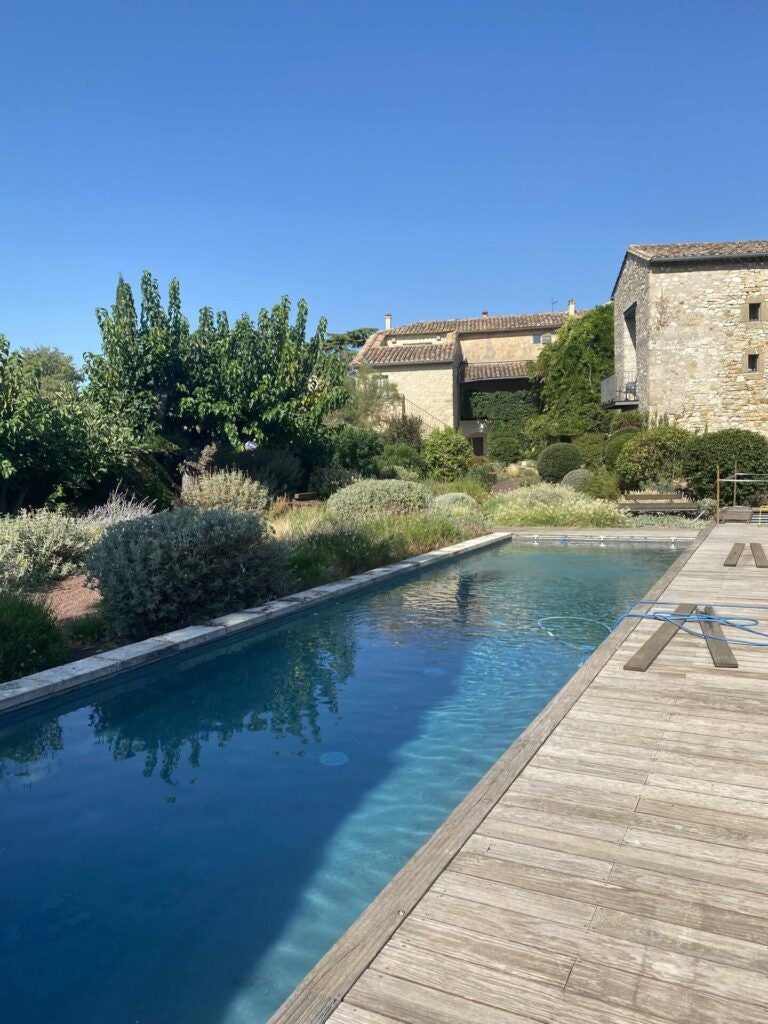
[384,312,570,335]
[354,338,457,367]
[461,360,530,383]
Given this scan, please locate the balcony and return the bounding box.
[600,371,638,408]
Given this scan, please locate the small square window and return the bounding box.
[749,302,762,321]
[532,334,543,344]
[748,353,760,372]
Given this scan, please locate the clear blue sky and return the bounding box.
[3,0,768,362]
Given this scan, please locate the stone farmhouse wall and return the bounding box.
[617,258,768,435]
[459,331,546,363]
[381,365,458,428]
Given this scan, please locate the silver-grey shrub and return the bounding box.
[0,510,97,588]
[86,508,285,640]
[326,479,432,518]
[85,488,156,528]
[179,469,270,520]
[561,468,592,493]
[432,492,479,510]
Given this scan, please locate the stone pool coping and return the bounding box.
[0,531,515,716]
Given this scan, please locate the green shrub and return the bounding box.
[0,592,69,684]
[179,470,270,519]
[583,467,620,501]
[218,447,304,496]
[323,424,383,475]
[376,442,426,477]
[87,508,284,640]
[537,443,582,482]
[604,428,639,470]
[610,410,647,432]
[683,428,768,502]
[307,465,359,499]
[484,483,628,528]
[615,427,691,491]
[574,433,607,468]
[381,415,424,450]
[0,510,97,588]
[561,468,592,492]
[326,479,432,518]
[432,492,479,510]
[486,420,524,463]
[426,476,489,502]
[423,428,473,480]
[467,462,499,489]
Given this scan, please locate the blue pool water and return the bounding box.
[0,541,676,1024]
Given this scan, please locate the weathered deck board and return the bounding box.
[270,523,768,1024]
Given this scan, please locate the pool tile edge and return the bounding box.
[0,530,512,715]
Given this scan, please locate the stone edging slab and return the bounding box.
[0,531,513,716]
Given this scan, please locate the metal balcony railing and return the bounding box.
[601,372,638,406]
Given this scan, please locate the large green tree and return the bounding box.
[528,304,614,439]
[19,346,82,393]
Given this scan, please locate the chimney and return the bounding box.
[481,310,489,318]
[567,297,576,317]
[385,312,392,330]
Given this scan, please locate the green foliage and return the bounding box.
[484,484,629,528]
[426,476,490,502]
[326,479,432,518]
[486,420,523,463]
[537,442,582,482]
[19,346,82,393]
[604,428,638,469]
[322,424,383,475]
[529,305,614,437]
[561,468,592,492]
[0,592,68,684]
[615,427,692,491]
[0,511,97,588]
[461,388,539,423]
[583,467,620,500]
[330,364,401,428]
[179,470,271,519]
[422,428,473,480]
[381,414,424,450]
[307,465,358,499]
[575,432,607,468]
[323,327,376,361]
[217,446,304,496]
[0,335,135,513]
[87,508,284,640]
[467,462,499,488]
[610,410,647,432]
[376,442,426,477]
[683,428,768,502]
[285,512,484,588]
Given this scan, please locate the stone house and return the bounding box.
[352,303,576,454]
[604,240,768,434]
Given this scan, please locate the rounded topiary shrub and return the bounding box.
[326,479,432,518]
[0,592,69,684]
[432,492,479,510]
[614,427,691,491]
[422,428,473,481]
[537,443,582,482]
[561,468,592,492]
[604,428,638,469]
[86,508,284,640]
[486,421,524,464]
[180,470,270,520]
[683,428,768,502]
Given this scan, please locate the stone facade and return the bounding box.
[613,254,768,434]
[458,331,549,364]
[381,365,458,428]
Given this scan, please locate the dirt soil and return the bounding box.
[42,575,101,624]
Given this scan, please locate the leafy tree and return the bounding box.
[423,428,472,480]
[537,443,583,482]
[19,346,82,393]
[329,363,401,429]
[528,304,614,438]
[324,327,376,361]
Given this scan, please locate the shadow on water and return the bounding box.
[0,565,489,1024]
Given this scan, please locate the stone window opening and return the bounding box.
[749,302,762,322]
[623,304,638,350]
[743,351,763,373]
[470,435,484,456]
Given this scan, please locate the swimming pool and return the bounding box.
[0,541,677,1024]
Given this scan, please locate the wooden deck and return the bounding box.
[271,523,768,1024]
